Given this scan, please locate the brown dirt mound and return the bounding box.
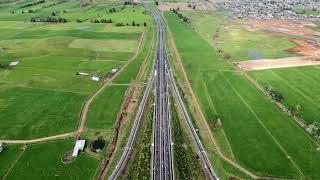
[287,38,320,57]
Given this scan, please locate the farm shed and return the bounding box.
[91,76,100,81]
[72,140,85,157]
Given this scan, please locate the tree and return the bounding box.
[132,21,135,26]
[52,12,56,16]
[143,22,147,26]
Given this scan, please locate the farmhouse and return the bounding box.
[72,140,85,157]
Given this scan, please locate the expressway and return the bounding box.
[144,2,174,179]
[110,1,218,179]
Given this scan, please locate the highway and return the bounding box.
[110,1,218,179]
[143,2,174,180]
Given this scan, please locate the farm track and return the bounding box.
[0,132,75,144]
[0,29,147,144]
[166,22,271,179]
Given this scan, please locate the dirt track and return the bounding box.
[0,132,75,144]
[237,56,320,71]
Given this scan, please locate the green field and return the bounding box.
[3,139,99,179]
[87,85,128,129]
[291,8,320,16]
[0,144,23,177]
[0,0,150,139]
[165,12,320,179]
[249,66,320,125]
[181,11,296,61]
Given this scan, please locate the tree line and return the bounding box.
[170,8,189,23]
[20,0,45,8]
[30,16,67,23]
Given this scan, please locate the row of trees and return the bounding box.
[21,0,45,8]
[108,8,116,13]
[115,21,147,27]
[187,4,196,9]
[90,18,113,23]
[30,16,67,23]
[171,9,189,23]
[264,86,284,102]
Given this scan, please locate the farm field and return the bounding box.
[165,12,320,179]
[0,144,23,177]
[87,85,128,130]
[3,139,99,179]
[249,66,320,125]
[0,0,150,140]
[181,11,297,61]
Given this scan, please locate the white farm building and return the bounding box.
[72,140,85,157]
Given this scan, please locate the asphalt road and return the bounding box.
[109,1,218,179]
[144,2,174,179]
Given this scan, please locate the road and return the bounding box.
[110,1,218,179]
[143,2,174,180]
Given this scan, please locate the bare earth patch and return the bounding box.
[236,19,320,70]
[243,19,319,37]
[237,56,320,71]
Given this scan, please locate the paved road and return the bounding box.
[110,1,218,179]
[143,2,174,180]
